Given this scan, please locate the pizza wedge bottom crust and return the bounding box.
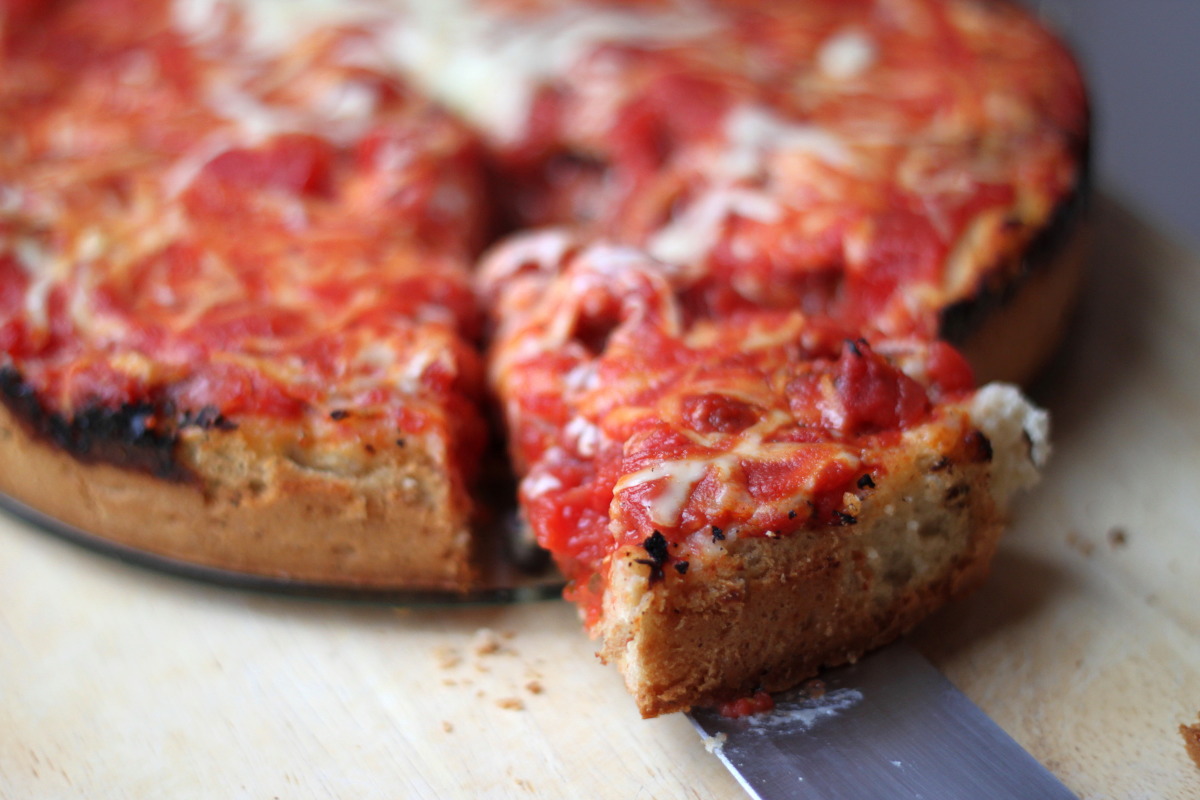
[596,385,1046,717]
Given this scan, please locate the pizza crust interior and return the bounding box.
[602,385,1047,717]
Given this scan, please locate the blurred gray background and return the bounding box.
[1029,0,1200,250]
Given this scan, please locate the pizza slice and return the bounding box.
[481,234,1047,716]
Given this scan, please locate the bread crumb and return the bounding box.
[434,646,462,669]
[474,628,502,655]
[473,627,514,656]
[701,732,727,753]
[1180,718,1200,771]
[1066,530,1094,557]
[1108,526,1129,549]
[514,777,535,792]
[968,383,1049,503]
[497,697,525,711]
[525,680,544,695]
[442,721,454,734]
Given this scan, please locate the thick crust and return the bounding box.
[0,402,474,590]
[945,156,1091,386]
[598,394,1040,718]
[955,214,1088,386]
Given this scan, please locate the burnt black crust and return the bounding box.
[937,135,1091,346]
[634,529,671,585]
[0,365,233,482]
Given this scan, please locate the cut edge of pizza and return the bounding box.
[0,385,483,589]
[600,384,1045,717]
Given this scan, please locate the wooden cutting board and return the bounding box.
[2,194,1198,799]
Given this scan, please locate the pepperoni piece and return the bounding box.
[681,393,762,435]
[834,339,930,436]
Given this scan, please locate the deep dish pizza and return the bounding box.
[0,0,1087,715]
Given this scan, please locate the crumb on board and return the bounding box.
[473,628,503,655]
[473,627,517,657]
[1066,529,1095,557]
[442,721,454,734]
[1181,718,1200,770]
[1108,526,1129,548]
[433,646,462,670]
[525,680,544,695]
[514,777,535,792]
[497,697,525,711]
[701,732,727,754]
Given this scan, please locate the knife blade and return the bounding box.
[687,640,1076,799]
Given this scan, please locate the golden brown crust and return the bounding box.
[954,210,1090,386]
[598,416,1012,718]
[0,402,474,590]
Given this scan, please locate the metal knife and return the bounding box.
[688,640,1076,799]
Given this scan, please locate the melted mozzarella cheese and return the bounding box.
[564,414,603,458]
[613,406,860,530]
[173,0,720,143]
[174,0,387,53]
[13,238,55,329]
[648,187,782,267]
[618,458,712,528]
[720,105,854,180]
[523,470,564,499]
[476,227,576,288]
[0,186,22,215]
[385,1,721,142]
[817,28,877,81]
[643,105,857,266]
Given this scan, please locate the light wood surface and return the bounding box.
[2,194,1198,798]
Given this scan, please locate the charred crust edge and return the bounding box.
[635,529,671,585]
[0,366,222,483]
[937,138,1091,346]
[964,429,994,463]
